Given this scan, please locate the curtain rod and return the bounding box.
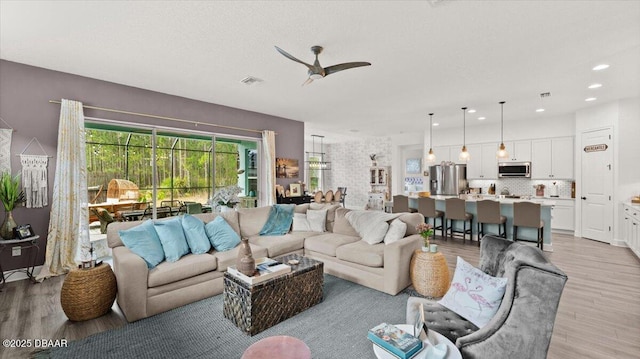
[48,100,272,135]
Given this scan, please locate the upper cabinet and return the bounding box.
[498,140,531,162]
[466,143,498,179]
[432,145,454,163]
[531,137,574,179]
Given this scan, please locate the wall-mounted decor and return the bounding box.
[276,158,299,178]
[19,137,53,208]
[406,158,421,174]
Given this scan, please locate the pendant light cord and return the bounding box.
[461,107,467,146]
[500,101,505,143]
[429,113,433,148]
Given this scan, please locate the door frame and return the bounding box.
[578,126,614,243]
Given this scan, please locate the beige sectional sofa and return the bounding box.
[107,203,423,322]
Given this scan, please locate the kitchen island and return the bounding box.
[408,195,554,250]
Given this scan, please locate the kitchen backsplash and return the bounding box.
[468,179,573,198]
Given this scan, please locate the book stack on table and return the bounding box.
[368,323,424,359]
[227,257,291,285]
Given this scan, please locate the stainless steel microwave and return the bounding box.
[498,162,531,178]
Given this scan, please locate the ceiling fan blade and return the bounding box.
[274,46,314,70]
[324,62,371,76]
[301,77,314,86]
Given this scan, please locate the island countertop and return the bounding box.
[406,195,553,250]
[408,194,556,207]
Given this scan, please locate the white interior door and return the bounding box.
[580,128,613,243]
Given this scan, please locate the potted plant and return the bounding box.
[416,222,434,252]
[211,185,243,212]
[0,172,25,239]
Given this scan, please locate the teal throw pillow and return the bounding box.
[154,217,190,262]
[181,214,211,254]
[119,220,165,269]
[205,216,241,252]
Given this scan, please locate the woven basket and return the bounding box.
[60,263,117,321]
[410,250,451,298]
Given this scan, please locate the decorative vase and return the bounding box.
[236,238,255,276]
[1,211,17,239]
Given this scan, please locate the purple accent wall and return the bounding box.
[0,60,304,271]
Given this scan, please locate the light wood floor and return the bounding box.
[1,233,639,359]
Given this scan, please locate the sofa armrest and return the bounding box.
[383,234,422,295]
[112,246,149,322]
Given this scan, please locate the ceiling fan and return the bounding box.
[274,45,371,85]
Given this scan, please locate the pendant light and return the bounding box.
[306,135,331,170]
[459,107,470,161]
[496,101,509,159]
[426,113,436,164]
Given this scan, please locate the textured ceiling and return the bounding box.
[1,1,639,142]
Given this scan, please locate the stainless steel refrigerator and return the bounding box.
[429,163,467,195]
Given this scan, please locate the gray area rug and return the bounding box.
[38,275,410,359]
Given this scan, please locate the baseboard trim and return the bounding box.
[611,239,628,247]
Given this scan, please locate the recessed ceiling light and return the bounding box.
[467,109,476,113]
[588,83,602,89]
[478,117,486,120]
[585,97,597,102]
[592,64,609,71]
[433,123,440,127]
[536,108,545,113]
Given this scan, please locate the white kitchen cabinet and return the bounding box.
[623,204,640,259]
[466,143,498,179]
[551,198,575,231]
[531,137,574,179]
[498,140,531,162]
[432,145,453,163]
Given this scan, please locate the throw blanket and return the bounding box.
[259,204,296,236]
[346,210,401,244]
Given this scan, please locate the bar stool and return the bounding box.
[324,190,334,203]
[513,202,544,250]
[417,197,444,239]
[444,198,473,243]
[476,200,507,247]
[392,195,417,213]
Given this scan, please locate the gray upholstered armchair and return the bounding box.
[406,235,567,359]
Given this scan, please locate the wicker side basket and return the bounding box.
[410,250,451,298]
[60,263,117,321]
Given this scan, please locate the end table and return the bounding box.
[60,262,117,321]
[410,250,451,297]
[0,235,40,290]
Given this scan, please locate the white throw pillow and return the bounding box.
[383,219,407,244]
[291,213,312,232]
[307,209,327,232]
[438,256,508,328]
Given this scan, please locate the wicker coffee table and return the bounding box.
[223,254,324,335]
[410,250,451,297]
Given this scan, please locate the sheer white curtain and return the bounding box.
[261,130,276,206]
[37,99,90,280]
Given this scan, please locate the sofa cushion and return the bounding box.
[384,218,407,245]
[259,204,296,236]
[205,216,241,252]
[248,232,308,257]
[336,240,384,267]
[309,203,340,232]
[304,233,360,257]
[154,217,190,262]
[147,253,218,288]
[333,208,360,237]
[181,214,211,254]
[438,256,508,328]
[213,243,269,271]
[292,213,312,231]
[237,206,272,237]
[119,220,165,269]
